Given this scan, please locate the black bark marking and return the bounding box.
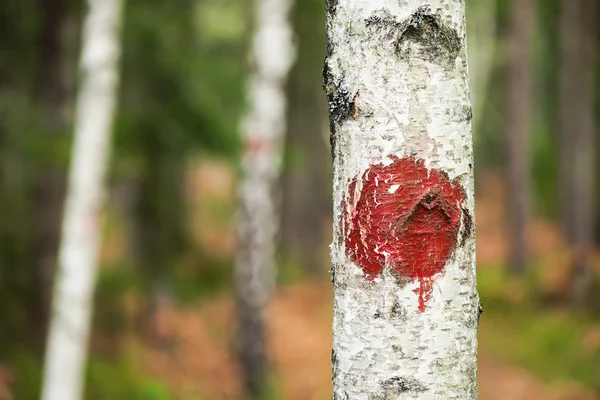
[365,6,461,68]
[325,32,334,59]
[329,263,337,283]
[463,104,473,122]
[325,0,339,17]
[365,9,397,29]
[379,376,429,397]
[328,119,337,160]
[331,348,340,391]
[460,207,473,247]
[323,62,357,160]
[390,300,407,321]
[323,64,356,124]
[331,348,338,367]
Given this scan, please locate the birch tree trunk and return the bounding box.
[234,0,295,396]
[506,0,534,274]
[41,0,124,399]
[325,1,478,398]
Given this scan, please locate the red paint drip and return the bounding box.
[343,156,466,312]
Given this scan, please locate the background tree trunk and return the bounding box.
[234,0,295,397]
[134,145,185,334]
[325,1,478,398]
[31,0,68,340]
[41,0,124,398]
[466,0,497,133]
[568,0,597,305]
[559,0,581,248]
[280,0,331,276]
[506,0,534,274]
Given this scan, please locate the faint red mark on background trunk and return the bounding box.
[343,156,468,312]
[244,137,273,155]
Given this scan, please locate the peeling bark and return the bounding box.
[41,0,124,399]
[326,1,478,398]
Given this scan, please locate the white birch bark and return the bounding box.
[325,0,478,398]
[41,0,124,399]
[234,0,295,395]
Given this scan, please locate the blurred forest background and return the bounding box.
[1,0,600,399]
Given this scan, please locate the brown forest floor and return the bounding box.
[131,166,598,399]
[140,282,596,400]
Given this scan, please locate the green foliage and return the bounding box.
[531,124,559,217]
[8,342,171,400]
[473,62,507,170]
[170,255,233,304]
[106,0,251,309]
[478,267,600,389]
[10,349,42,400]
[94,264,139,333]
[86,357,171,400]
[116,0,247,158]
[276,257,309,285]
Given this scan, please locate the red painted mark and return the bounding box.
[244,137,273,155]
[343,156,467,312]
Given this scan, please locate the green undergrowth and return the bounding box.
[169,255,233,304]
[277,255,311,285]
[86,356,171,400]
[478,265,600,390]
[9,349,42,400]
[9,349,170,400]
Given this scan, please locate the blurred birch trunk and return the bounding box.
[234,0,295,396]
[41,0,124,398]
